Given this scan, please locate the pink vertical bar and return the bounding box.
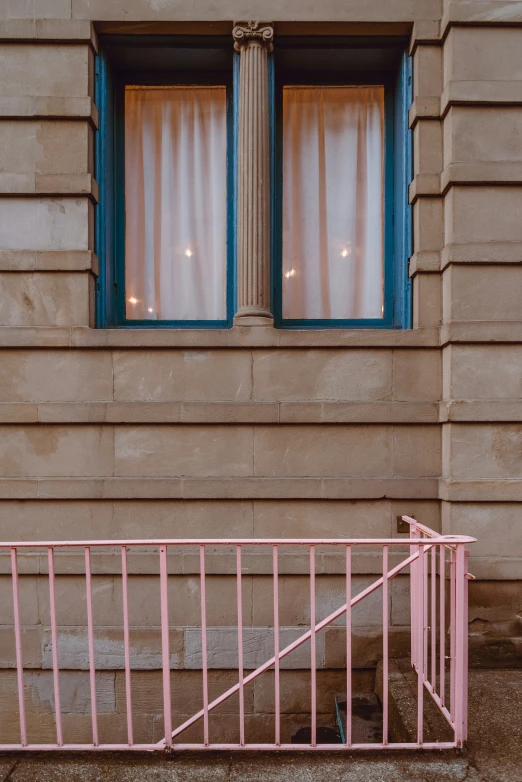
[273,546,280,747]
[450,550,456,723]
[121,546,133,746]
[159,545,172,748]
[236,545,245,746]
[11,548,26,747]
[417,542,424,747]
[84,547,98,746]
[439,546,446,707]
[423,537,428,680]
[345,546,352,747]
[310,546,316,748]
[454,545,466,746]
[382,545,388,746]
[200,545,209,747]
[410,525,420,671]
[462,549,470,742]
[47,547,63,746]
[431,546,436,688]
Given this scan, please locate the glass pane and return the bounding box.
[282,85,385,320]
[125,85,227,321]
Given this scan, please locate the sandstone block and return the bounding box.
[443,265,522,322]
[0,44,90,98]
[392,425,441,477]
[253,425,392,478]
[113,350,252,402]
[414,120,442,176]
[184,626,324,670]
[392,350,441,401]
[444,423,522,480]
[0,272,90,327]
[444,27,522,86]
[413,45,443,100]
[413,198,443,252]
[0,1,71,20]
[113,499,253,539]
[0,350,112,402]
[444,107,522,169]
[252,349,392,402]
[412,274,442,328]
[443,502,522,559]
[445,187,522,246]
[0,198,90,251]
[0,425,114,477]
[444,345,522,400]
[252,499,392,539]
[0,121,91,180]
[0,499,114,541]
[114,425,253,478]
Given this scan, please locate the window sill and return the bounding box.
[0,326,440,349]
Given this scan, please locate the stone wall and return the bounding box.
[0,0,521,744]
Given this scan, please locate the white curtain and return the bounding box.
[125,85,227,321]
[282,85,384,320]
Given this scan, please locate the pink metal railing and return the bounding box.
[0,517,475,752]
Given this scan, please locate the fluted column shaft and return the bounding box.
[233,22,274,326]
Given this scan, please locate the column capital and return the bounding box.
[232,21,274,53]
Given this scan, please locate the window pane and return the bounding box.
[282,85,384,320]
[125,85,227,321]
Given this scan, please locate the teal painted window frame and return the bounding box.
[271,41,412,330]
[95,38,237,329]
[95,37,411,331]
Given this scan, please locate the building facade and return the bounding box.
[0,0,520,745]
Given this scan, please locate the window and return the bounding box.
[273,38,412,328]
[95,36,235,328]
[96,34,411,330]
[124,84,228,322]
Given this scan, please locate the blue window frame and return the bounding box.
[95,36,236,329]
[271,38,412,329]
[95,35,411,331]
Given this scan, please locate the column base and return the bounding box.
[233,311,274,327]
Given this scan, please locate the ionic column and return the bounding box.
[233,21,274,326]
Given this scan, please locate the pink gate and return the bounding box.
[0,516,474,751]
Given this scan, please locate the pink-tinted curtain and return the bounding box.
[282,85,385,320]
[125,85,227,321]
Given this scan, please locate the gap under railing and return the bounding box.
[0,518,475,752]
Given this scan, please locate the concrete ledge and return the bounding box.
[0,97,98,126]
[0,401,440,425]
[0,251,99,273]
[0,19,98,49]
[441,243,522,269]
[409,251,441,275]
[441,321,522,344]
[439,479,522,502]
[440,401,522,422]
[0,327,441,349]
[441,81,522,117]
[0,477,440,501]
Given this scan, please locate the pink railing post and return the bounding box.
[431,546,436,689]
[416,539,424,747]
[200,545,209,747]
[382,545,389,746]
[121,546,133,746]
[439,545,445,707]
[345,545,352,747]
[84,547,98,746]
[11,547,27,747]
[450,549,456,723]
[454,545,466,747]
[463,549,470,743]
[237,545,245,747]
[310,546,316,747]
[48,547,63,747]
[273,545,280,747]
[410,524,420,672]
[159,545,172,749]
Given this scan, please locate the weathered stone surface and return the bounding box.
[0,198,90,251]
[113,350,252,402]
[252,349,392,402]
[0,44,90,97]
[443,423,522,480]
[444,345,522,400]
[443,265,522,322]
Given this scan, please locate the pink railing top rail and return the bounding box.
[0,536,476,549]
